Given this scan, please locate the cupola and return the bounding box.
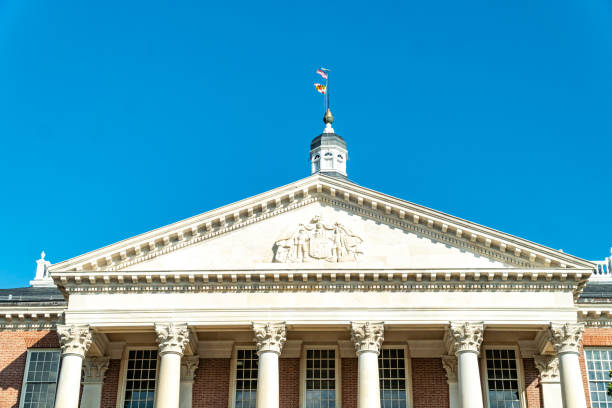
[310,109,348,178]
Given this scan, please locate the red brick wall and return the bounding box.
[279,358,299,408]
[412,358,449,408]
[101,359,120,408]
[192,358,230,408]
[523,358,541,408]
[342,358,357,408]
[580,327,612,408]
[0,330,59,408]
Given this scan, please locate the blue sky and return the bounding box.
[1,0,610,287]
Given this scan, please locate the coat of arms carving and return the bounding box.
[273,216,363,263]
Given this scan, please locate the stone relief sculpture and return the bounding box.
[273,215,363,263]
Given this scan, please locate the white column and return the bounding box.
[549,323,587,408]
[54,325,93,408]
[179,356,200,408]
[80,357,110,408]
[253,322,287,408]
[534,355,562,408]
[154,323,191,408]
[351,322,384,408]
[442,355,460,408]
[449,322,484,408]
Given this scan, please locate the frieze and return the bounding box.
[273,215,363,263]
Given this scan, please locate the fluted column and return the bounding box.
[449,322,484,408]
[54,325,93,408]
[534,355,562,408]
[351,322,384,408]
[179,356,199,408]
[80,357,110,408]
[154,323,190,408]
[549,323,587,408]
[442,355,460,408]
[253,322,286,408]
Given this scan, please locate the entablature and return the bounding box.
[52,267,591,298]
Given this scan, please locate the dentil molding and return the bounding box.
[253,322,286,355]
[57,324,93,357]
[155,322,190,355]
[351,321,384,355]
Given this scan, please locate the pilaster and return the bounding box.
[534,355,560,382]
[441,355,458,383]
[82,356,110,384]
[181,355,200,381]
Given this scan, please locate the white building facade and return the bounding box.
[1,113,611,408]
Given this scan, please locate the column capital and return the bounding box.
[448,322,484,355]
[441,355,458,383]
[350,321,384,355]
[533,355,560,383]
[57,324,93,358]
[548,322,584,354]
[82,356,110,384]
[155,322,190,356]
[181,355,200,382]
[253,322,286,355]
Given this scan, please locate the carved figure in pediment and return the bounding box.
[273,216,363,263]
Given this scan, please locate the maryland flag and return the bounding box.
[314,83,327,94]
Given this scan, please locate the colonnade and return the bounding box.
[52,322,588,408]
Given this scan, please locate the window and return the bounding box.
[19,349,61,408]
[379,348,407,408]
[123,349,158,408]
[484,349,521,408]
[234,349,258,408]
[585,348,612,407]
[305,349,337,408]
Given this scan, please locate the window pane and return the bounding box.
[22,350,61,407]
[235,349,258,408]
[585,348,612,407]
[485,349,520,408]
[306,349,336,408]
[379,349,407,408]
[123,350,158,408]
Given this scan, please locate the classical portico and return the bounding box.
[40,113,598,408]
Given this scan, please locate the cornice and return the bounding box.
[48,175,594,274]
[577,305,612,327]
[0,306,65,331]
[51,268,590,298]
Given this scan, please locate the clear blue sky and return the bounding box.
[1,0,610,287]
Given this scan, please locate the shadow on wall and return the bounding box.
[0,331,59,408]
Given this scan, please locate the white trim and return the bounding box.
[299,345,342,408]
[228,345,257,408]
[117,346,160,408]
[480,345,527,408]
[18,348,61,408]
[380,344,413,408]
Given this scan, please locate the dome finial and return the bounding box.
[324,108,334,125]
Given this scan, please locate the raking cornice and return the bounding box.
[48,174,595,274]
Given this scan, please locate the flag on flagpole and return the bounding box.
[316,68,328,79]
[314,83,327,94]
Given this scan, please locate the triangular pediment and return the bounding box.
[49,174,594,273]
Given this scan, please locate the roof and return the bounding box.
[578,281,612,303]
[0,286,66,304]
